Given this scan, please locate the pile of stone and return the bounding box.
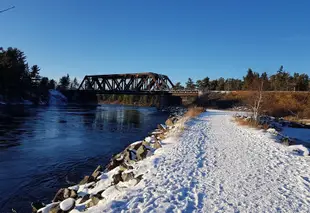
[30,111,184,213]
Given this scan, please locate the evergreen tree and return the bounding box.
[173,82,184,90]
[70,77,79,89]
[216,78,225,90]
[186,78,196,89]
[59,74,71,90]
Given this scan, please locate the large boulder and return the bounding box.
[59,198,75,211]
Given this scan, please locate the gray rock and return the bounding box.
[136,145,148,161]
[59,198,75,211]
[121,172,135,182]
[79,194,90,204]
[52,188,65,202]
[112,172,123,185]
[86,195,101,208]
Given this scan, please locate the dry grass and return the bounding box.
[223,91,310,119]
[185,107,205,118]
[234,117,260,129]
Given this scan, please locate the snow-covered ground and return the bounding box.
[84,110,310,213]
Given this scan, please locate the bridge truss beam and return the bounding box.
[78,72,175,92]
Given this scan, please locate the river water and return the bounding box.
[0,105,168,212]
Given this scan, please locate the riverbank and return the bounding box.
[32,109,310,212]
[30,106,189,213]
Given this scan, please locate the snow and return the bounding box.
[48,89,67,105]
[84,110,310,213]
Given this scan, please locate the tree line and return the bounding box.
[0,47,80,103]
[176,66,309,91]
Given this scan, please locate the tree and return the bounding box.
[270,66,290,91]
[59,74,70,90]
[48,79,56,90]
[260,72,270,91]
[209,80,218,90]
[243,68,259,90]
[173,82,184,90]
[30,65,40,79]
[216,78,225,90]
[186,78,196,90]
[246,79,264,121]
[70,77,79,89]
[0,47,29,99]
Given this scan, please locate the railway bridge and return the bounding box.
[64,73,198,107]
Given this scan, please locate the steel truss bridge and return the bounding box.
[78,72,179,94]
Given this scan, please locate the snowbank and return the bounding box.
[48,89,68,105]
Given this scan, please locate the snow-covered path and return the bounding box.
[93,111,310,213]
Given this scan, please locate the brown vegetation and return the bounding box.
[234,117,260,128]
[223,91,310,119]
[185,107,205,118]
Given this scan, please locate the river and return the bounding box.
[0,105,168,212]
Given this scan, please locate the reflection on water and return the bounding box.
[0,104,168,212]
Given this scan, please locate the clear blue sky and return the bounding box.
[1,0,310,84]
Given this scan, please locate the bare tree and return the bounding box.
[247,80,264,122]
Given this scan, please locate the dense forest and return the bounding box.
[176,67,309,92]
[0,47,79,103]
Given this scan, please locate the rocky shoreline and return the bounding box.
[27,107,187,213]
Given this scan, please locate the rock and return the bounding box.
[63,188,70,199]
[52,188,65,202]
[79,194,90,204]
[79,176,90,185]
[134,174,144,185]
[145,136,152,143]
[112,172,123,185]
[37,203,59,213]
[121,172,135,182]
[120,162,133,170]
[60,198,75,211]
[105,155,124,171]
[31,202,45,213]
[157,124,167,132]
[153,141,162,149]
[130,141,143,151]
[165,118,174,126]
[86,195,101,208]
[69,190,77,199]
[267,128,278,135]
[69,210,80,213]
[48,204,61,213]
[136,145,148,161]
[91,165,103,180]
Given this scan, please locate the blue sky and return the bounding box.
[1,0,310,84]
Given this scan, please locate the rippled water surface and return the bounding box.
[0,105,168,212]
